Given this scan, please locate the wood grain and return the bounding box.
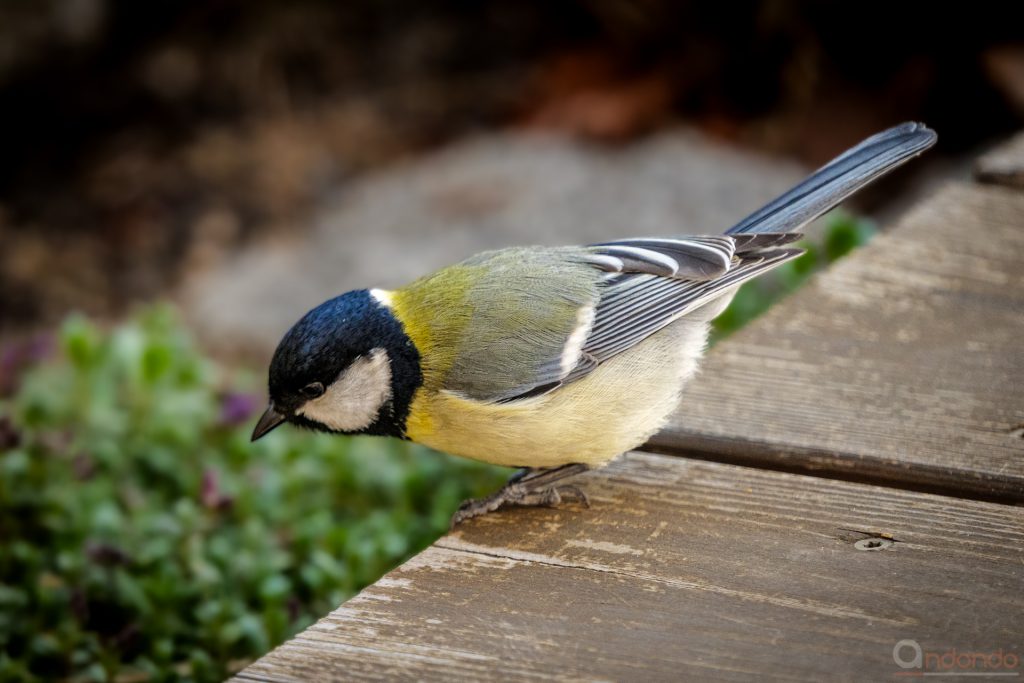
[649,182,1024,501]
[976,131,1024,188]
[236,453,1024,682]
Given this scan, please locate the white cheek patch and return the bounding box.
[297,348,392,432]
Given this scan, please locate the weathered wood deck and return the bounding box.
[238,136,1024,681]
[647,181,1024,502]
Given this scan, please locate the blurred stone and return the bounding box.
[976,129,1024,189]
[182,128,805,352]
[185,207,242,275]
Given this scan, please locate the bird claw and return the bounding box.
[450,468,590,529]
[450,483,525,529]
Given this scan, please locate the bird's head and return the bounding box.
[251,289,422,441]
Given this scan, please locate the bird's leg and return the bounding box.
[450,463,590,528]
[506,467,531,484]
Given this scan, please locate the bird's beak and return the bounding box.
[251,403,287,441]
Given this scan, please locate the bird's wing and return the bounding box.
[417,246,602,404]
[440,235,801,404]
[439,122,936,403]
[554,234,802,389]
[563,235,802,384]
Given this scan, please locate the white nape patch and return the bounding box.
[560,303,596,377]
[369,289,394,308]
[297,348,392,432]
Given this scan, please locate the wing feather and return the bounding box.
[493,234,803,402]
[586,236,736,279]
[562,248,801,384]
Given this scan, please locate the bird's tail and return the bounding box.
[726,122,937,235]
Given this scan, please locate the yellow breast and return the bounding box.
[405,318,711,468]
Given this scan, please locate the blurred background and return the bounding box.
[2,1,1023,680]
[2,0,1023,341]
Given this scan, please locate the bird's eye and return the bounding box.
[300,382,325,399]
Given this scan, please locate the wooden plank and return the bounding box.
[648,182,1024,501]
[237,453,1024,682]
[976,131,1024,188]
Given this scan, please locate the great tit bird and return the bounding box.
[252,122,936,525]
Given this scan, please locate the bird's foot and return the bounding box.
[450,464,590,528]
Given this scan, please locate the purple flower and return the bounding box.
[26,334,54,362]
[219,392,260,427]
[201,467,233,510]
[0,334,53,397]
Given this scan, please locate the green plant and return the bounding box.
[711,212,877,343]
[0,212,875,680]
[0,308,509,682]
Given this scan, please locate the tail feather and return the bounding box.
[726,122,937,235]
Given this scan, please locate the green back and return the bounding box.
[395,246,598,402]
